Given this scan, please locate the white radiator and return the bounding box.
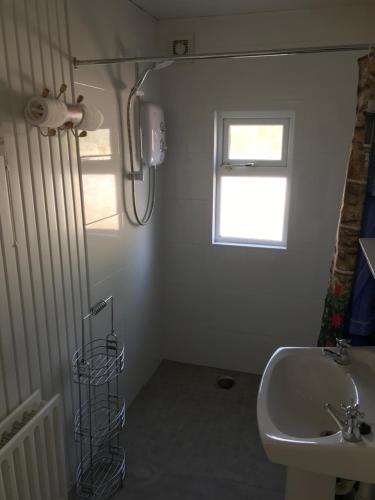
[0,390,68,500]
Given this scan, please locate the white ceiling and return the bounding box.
[131,0,367,19]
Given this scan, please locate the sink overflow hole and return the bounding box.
[217,376,235,390]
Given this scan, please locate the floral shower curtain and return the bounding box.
[318,50,375,347]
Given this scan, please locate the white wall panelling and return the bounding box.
[0,0,88,480]
[0,0,164,487]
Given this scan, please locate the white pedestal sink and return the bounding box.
[257,347,375,500]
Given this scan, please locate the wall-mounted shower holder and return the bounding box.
[127,170,144,181]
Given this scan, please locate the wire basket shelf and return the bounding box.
[72,337,124,386]
[76,445,125,500]
[74,395,125,447]
[75,297,125,499]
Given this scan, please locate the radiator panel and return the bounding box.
[0,391,68,500]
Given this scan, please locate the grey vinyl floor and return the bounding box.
[114,360,286,500]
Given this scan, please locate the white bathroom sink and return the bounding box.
[257,347,375,483]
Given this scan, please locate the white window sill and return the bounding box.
[212,241,287,250]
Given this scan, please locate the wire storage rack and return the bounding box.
[73,296,125,500]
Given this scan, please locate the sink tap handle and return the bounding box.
[339,400,364,442]
[336,338,351,349]
[340,400,364,419]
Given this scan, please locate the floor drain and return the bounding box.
[320,430,335,437]
[217,376,235,390]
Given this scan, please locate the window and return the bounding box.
[213,111,294,248]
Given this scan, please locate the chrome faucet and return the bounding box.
[323,338,351,365]
[324,400,364,442]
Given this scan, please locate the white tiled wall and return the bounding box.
[158,4,375,373]
[67,0,163,404]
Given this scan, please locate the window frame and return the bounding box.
[212,110,294,249]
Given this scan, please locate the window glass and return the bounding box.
[219,176,287,242]
[228,124,284,160]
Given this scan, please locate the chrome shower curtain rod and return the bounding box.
[73,43,372,68]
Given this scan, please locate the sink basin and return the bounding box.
[266,349,357,439]
[257,347,375,486]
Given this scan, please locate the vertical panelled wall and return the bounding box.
[0,0,87,474]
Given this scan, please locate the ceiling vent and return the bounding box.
[168,35,194,57]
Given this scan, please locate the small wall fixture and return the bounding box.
[24,84,103,138]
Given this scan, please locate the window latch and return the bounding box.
[221,162,255,169]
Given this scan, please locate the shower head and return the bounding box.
[153,60,174,70]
